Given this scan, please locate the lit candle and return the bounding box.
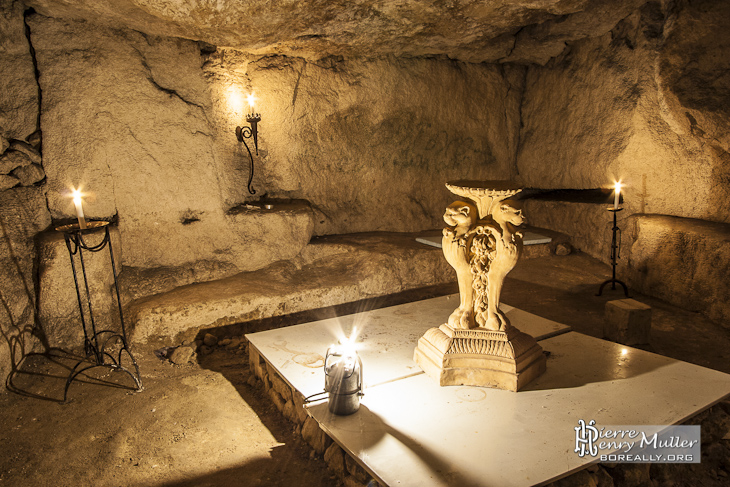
[72,189,87,229]
[613,181,622,210]
[247,93,256,115]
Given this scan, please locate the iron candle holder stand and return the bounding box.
[236,112,261,195]
[55,221,142,401]
[596,207,630,297]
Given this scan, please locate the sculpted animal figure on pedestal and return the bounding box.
[441,198,524,331]
[442,201,478,329]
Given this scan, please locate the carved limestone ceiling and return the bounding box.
[25,0,649,64]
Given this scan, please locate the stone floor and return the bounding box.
[2,249,730,486]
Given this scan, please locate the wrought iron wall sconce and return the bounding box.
[236,110,261,195]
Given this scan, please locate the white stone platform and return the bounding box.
[246,294,569,398]
[246,299,730,487]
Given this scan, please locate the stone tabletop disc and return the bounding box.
[446,180,523,219]
[446,180,522,196]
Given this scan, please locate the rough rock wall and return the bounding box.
[1,0,43,189]
[0,188,49,386]
[204,51,520,235]
[29,15,315,272]
[23,0,650,65]
[0,2,48,386]
[515,1,730,326]
[30,15,225,269]
[626,215,730,327]
[30,13,519,269]
[0,9,519,360]
[0,0,37,142]
[521,199,612,263]
[518,0,730,225]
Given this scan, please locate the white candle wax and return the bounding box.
[72,190,87,229]
[613,182,621,210]
[247,93,256,116]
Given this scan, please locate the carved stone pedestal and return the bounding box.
[414,325,547,391]
[414,180,547,391]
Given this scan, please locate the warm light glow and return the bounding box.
[621,348,629,356]
[614,180,623,195]
[247,93,256,111]
[228,85,244,115]
[339,336,357,359]
[326,326,360,365]
[72,188,82,205]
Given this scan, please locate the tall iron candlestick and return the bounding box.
[597,207,630,297]
[56,221,143,401]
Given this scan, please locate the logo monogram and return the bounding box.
[575,419,599,457]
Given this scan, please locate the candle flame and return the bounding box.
[69,186,87,229]
[247,93,256,108]
[614,180,622,195]
[71,188,83,204]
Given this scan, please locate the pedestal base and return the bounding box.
[413,324,546,391]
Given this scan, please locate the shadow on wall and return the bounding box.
[0,215,40,389]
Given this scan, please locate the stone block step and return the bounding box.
[127,233,452,343]
[126,229,562,344]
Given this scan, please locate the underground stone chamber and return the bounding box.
[1,1,730,486]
